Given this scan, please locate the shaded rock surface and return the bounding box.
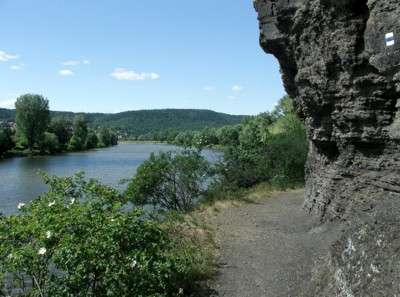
[254,0,400,295]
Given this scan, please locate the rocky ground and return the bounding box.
[209,190,341,297]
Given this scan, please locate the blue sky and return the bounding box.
[0,0,285,115]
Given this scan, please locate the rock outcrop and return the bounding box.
[254,0,400,295]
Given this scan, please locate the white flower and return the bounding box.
[46,231,52,239]
[178,288,184,295]
[17,202,25,209]
[111,218,115,222]
[48,201,56,207]
[38,247,47,256]
[70,198,76,204]
[7,253,13,259]
[130,260,137,268]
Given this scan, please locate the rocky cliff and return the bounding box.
[254,0,400,295]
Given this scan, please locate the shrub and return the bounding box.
[125,150,210,212]
[0,173,190,297]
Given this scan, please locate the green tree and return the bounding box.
[217,96,307,189]
[98,128,118,147]
[98,127,111,147]
[48,117,72,149]
[15,94,50,152]
[125,150,210,212]
[67,135,82,151]
[68,115,88,151]
[238,116,270,148]
[272,95,294,118]
[216,125,240,146]
[174,131,194,148]
[85,130,99,149]
[0,127,15,156]
[41,132,61,154]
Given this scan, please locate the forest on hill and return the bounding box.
[0,108,245,138]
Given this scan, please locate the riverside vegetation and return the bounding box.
[0,94,118,158]
[0,96,307,296]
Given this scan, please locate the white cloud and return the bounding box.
[227,95,237,100]
[203,86,215,91]
[61,59,90,66]
[10,64,23,71]
[232,85,244,92]
[0,50,19,62]
[111,68,160,81]
[61,60,80,66]
[59,69,74,76]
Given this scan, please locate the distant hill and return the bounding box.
[0,108,245,137]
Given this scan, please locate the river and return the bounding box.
[0,143,220,215]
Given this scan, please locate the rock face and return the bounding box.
[254,0,400,295]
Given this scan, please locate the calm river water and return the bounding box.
[0,143,220,215]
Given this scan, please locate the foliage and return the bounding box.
[15,94,50,152]
[48,117,72,149]
[85,130,99,149]
[69,115,88,150]
[192,128,219,149]
[98,127,118,147]
[125,150,210,212]
[41,132,61,154]
[216,96,307,189]
[216,125,240,146]
[67,135,83,151]
[271,95,294,119]
[0,108,245,140]
[0,98,117,156]
[0,174,195,297]
[174,132,194,148]
[0,127,15,156]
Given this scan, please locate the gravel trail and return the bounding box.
[210,189,340,297]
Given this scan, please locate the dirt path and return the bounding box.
[209,189,340,297]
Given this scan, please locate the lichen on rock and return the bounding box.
[254,0,400,295]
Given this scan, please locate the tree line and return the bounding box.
[0,94,118,157]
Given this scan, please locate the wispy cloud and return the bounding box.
[61,59,90,66]
[203,86,215,91]
[111,68,160,81]
[10,64,24,71]
[232,85,244,92]
[0,50,19,62]
[227,95,237,100]
[59,69,74,76]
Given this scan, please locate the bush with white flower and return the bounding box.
[0,173,197,297]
